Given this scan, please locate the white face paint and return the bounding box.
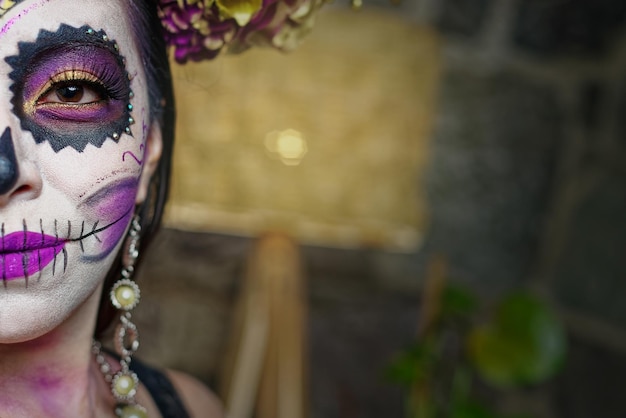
[0,0,153,342]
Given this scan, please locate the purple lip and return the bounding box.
[0,232,65,281]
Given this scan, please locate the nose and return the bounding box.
[0,127,41,204]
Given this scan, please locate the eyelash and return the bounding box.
[38,70,109,104]
[36,63,127,105]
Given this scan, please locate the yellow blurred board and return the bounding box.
[165,8,441,251]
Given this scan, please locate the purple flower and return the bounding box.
[158,0,327,63]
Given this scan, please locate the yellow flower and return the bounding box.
[0,0,17,17]
[215,0,263,26]
[178,0,213,8]
[190,12,211,35]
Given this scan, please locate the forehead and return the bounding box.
[0,0,134,56]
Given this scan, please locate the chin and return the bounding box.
[0,297,69,344]
[0,249,112,345]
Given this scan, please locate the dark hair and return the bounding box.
[95,0,175,336]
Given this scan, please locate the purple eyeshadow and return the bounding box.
[6,24,133,153]
[21,46,127,104]
[79,177,138,262]
[81,177,138,221]
[33,101,125,125]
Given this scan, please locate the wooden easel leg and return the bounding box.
[221,233,308,418]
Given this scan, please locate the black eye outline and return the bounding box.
[5,24,134,153]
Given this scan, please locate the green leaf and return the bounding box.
[387,342,436,386]
[407,390,436,418]
[467,292,566,387]
[441,285,478,319]
[502,415,534,418]
[451,400,497,418]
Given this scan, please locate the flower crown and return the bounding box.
[158,0,362,63]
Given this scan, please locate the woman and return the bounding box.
[0,0,327,415]
[0,0,324,415]
[0,0,322,418]
[0,0,226,415]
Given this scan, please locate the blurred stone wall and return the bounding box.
[132,0,626,417]
[422,0,626,417]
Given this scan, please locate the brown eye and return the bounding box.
[39,82,104,105]
[56,85,84,102]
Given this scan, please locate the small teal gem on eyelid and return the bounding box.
[86,28,94,35]
[127,104,133,111]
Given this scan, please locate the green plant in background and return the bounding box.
[387,264,567,418]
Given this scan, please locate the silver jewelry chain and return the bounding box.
[92,339,115,383]
[91,215,147,418]
[92,337,148,417]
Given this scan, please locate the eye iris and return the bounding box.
[56,85,84,102]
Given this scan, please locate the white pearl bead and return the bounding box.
[114,374,135,396]
[119,404,147,418]
[115,285,136,308]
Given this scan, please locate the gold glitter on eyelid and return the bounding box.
[32,69,102,101]
[47,69,102,91]
[0,0,17,17]
[22,70,103,115]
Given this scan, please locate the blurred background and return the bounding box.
[133,0,626,417]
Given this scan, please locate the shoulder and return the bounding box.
[166,369,224,418]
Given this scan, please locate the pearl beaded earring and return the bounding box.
[93,215,147,418]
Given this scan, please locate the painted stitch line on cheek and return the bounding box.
[0,211,138,283]
[78,177,139,262]
[5,24,135,152]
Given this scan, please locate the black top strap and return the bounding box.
[131,357,191,418]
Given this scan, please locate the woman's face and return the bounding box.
[0,0,159,342]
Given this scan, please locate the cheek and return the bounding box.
[79,177,138,261]
[91,209,132,260]
[29,137,145,261]
[39,135,144,200]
